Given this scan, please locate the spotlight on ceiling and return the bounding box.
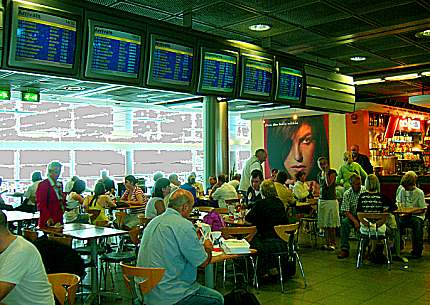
[415,29,430,38]
[350,56,366,62]
[248,24,271,32]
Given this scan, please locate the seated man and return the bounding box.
[338,174,365,259]
[206,175,217,195]
[396,171,426,258]
[246,169,263,208]
[180,174,198,203]
[0,211,55,305]
[137,189,223,305]
[210,174,238,208]
[227,174,241,191]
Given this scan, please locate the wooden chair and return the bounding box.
[115,211,127,229]
[356,212,392,270]
[23,228,38,242]
[120,262,165,303]
[213,207,229,214]
[274,223,307,292]
[94,220,109,227]
[137,214,150,229]
[86,209,101,223]
[47,273,80,305]
[220,226,258,288]
[48,234,73,247]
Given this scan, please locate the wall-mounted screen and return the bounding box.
[198,49,237,95]
[85,21,142,83]
[276,66,303,101]
[147,36,194,89]
[8,4,80,75]
[241,56,273,98]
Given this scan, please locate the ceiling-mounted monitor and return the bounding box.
[7,1,81,76]
[275,62,303,103]
[240,54,273,99]
[147,35,195,91]
[85,20,143,84]
[198,48,238,96]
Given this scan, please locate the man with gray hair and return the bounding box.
[168,173,181,191]
[0,211,55,305]
[137,189,223,305]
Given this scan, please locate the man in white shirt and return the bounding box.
[0,211,55,305]
[239,149,267,193]
[211,174,238,208]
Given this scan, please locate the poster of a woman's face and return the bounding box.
[265,115,329,181]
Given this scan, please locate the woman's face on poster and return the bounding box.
[284,122,316,179]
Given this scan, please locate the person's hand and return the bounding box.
[203,239,213,253]
[46,218,54,226]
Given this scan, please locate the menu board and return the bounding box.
[200,51,237,93]
[14,7,77,68]
[88,25,141,78]
[150,40,194,87]
[242,58,272,97]
[278,67,303,101]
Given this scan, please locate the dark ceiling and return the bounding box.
[85,0,430,109]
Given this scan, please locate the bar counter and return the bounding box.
[378,174,430,203]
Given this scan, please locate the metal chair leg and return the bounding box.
[294,251,307,288]
[249,256,258,289]
[232,262,237,284]
[222,260,226,288]
[278,255,284,293]
[356,238,364,269]
[383,238,391,271]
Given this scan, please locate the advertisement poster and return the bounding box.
[264,115,329,181]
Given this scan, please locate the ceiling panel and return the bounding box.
[352,36,410,52]
[363,2,430,27]
[193,2,257,27]
[111,1,173,20]
[382,45,428,59]
[272,29,325,47]
[231,0,318,13]
[307,17,376,37]
[127,0,211,15]
[329,0,416,15]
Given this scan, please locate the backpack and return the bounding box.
[224,287,260,305]
[202,211,226,231]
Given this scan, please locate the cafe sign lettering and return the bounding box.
[398,118,420,130]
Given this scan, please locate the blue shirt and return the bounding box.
[137,208,208,305]
[179,183,197,202]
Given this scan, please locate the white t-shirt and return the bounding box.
[239,156,262,192]
[0,236,55,305]
[212,183,238,208]
[145,196,164,219]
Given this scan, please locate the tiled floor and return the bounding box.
[77,235,430,305]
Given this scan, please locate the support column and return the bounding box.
[216,100,229,176]
[125,150,133,175]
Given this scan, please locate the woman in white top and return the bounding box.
[293,171,312,201]
[145,178,171,219]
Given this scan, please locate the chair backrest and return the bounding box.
[274,223,300,243]
[115,211,127,229]
[48,234,73,247]
[221,226,257,242]
[86,209,101,222]
[23,228,38,242]
[120,262,165,298]
[213,207,228,214]
[357,212,389,229]
[197,206,214,213]
[47,273,80,305]
[94,220,109,227]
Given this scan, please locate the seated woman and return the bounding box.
[293,171,313,202]
[145,178,171,219]
[121,175,148,229]
[245,179,289,278]
[83,182,116,224]
[64,178,86,223]
[274,171,296,209]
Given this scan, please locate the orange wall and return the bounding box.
[346,110,370,156]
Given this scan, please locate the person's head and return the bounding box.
[47,161,62,181]
[401,171,417,191]
[168,189,194,217]
[168,174,181,186]
[351,145,359,160]
[153,172,164,182]
[31,171,42,183]
[208,176,217,186]
[94,182,106,196]
[267,116,328,181]
[72,179,86,194]
[275,171,288,184]
[365,174,380,193]
[101,170,108,179]
[271,168,279,179]
[255,149,267,163]
[124,175,137,190]
[317,157,329,171]
[250,169,263,191]
[0,210,8,234]
[217,174,227,185]
[187,174,196,185]
[343,151,353,164]
[231,173,241,182]
[350,174,362,193]
[260,179,278,199]
[153,177,171,198]
[295,171,306,182]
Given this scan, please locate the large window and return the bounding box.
[228,112,251,178]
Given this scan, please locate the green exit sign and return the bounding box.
[21,92,40,102]
[0,89,11,100]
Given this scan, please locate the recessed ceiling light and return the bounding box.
[248,24,271,32]
[353,78,384,85]
[350,56,366,62]
[415,29,430,38]
[63,86,85,91]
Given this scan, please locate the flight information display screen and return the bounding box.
[200,51,237,93]
[89,25,141,78]
[242,58,272,97]
[150,40,194,87]
[278,67,303,101]
[14,7,77,68]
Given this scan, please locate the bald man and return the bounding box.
[137,189,223,305]
[351,145,373,175]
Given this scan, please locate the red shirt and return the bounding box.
[36,179,65,227]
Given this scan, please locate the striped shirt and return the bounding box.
[341,186,366,215]
[121,186,146,214]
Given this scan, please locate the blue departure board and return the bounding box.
[15,7,77,68]
[200,52,237,93]
[150,40,193,87]
[243,58,272,97]
[89,26,141,78]
[278,67,303,101]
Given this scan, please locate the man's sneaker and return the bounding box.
[337,250,349,259]
[328,245,336,251]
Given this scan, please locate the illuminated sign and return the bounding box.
[21,91,40,102]
[399,118,420,130]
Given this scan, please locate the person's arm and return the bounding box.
[82,196,90,209]
[99,195,116,208]
[128,189,146,206]
[327,171,336,187]
[154,199,166,215]
[199,239,213,268]
[245,204,258,224]
[210,185,222,200]
[358,164,368,183]
[417,190,426,209]
[335,168,343,186]
[0,281,15,301]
